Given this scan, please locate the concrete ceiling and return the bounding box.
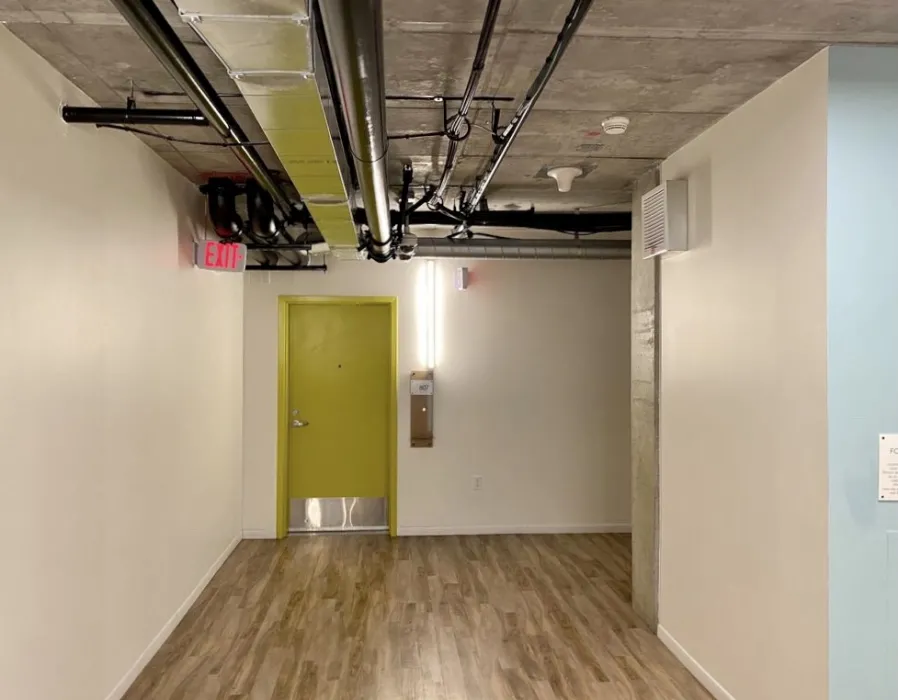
[0,0,291,186]
[2,0,897,214]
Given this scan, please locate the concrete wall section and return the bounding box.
[0,28,244,700]
[658,51,830,700]
[827,45,898,700]
[242,259,631,537]
[631,167,661,630]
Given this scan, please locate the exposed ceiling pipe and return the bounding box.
[61,105,207,126]
[107,0,295,220]
[463,0,593,216]
[317,0,393,262]
[204,179,243,243]
[311,4,359,193]
[432,0,503,203]
[354,208,632,234]
[245,264,328,272]
[414,237,630,260]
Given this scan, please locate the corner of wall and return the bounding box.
[242,529,276,539]
[657,45,830,700]
[658,626,736,700]
[103,537,240,700]
[631,166,661,630]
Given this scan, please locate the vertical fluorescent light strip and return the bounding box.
[426,260,436,369]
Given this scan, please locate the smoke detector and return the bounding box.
[602,116,630,135]
[547,166,583,193]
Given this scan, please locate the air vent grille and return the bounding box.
[643,186,667,256]
[640,180,688,259]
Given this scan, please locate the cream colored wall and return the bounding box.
[658,52,829,699]
[0,29,243,700]
[243,258,631,536]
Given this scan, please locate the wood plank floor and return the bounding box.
[123,534,712,700]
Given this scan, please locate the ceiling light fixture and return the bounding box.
[547,166,583,193]
[602,116,630,135]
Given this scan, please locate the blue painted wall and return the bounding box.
[828,45,898,700]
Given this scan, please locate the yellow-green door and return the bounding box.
[286,301,392,532]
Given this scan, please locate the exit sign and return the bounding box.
[195,241,247,272]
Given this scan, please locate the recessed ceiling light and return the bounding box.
[602,116,630,135]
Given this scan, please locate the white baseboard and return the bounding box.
[242,528,276,539]
[104,535,241,700]
[658,625,736,700]
[397,524,631,536]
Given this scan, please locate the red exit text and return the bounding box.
[195,241,247,272]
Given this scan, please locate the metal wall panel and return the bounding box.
[289,497,387,533]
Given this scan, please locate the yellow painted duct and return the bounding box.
[176,1,358,249]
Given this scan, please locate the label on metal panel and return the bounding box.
[411,379,434,395]
[879,435,898,501]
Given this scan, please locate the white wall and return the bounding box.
[243,258,631,536]
[0,28,244,700]
[658,52,829,699]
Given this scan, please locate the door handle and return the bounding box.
[292,419,310,428]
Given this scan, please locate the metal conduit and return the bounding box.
[433,0,502,202]
[108,0,295,219]
[317,0,393,261]
[311,4,360,192]
[464,0,593,215]
[414,237,630,260]
[61,106,208,126]
[353,207,632,234]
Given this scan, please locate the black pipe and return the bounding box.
[388,130,446,141]
[399,164,413,237]
[355,208,631,233]
[247,244,313,251]
[408,186,435,214]
[491,107,502,144]
[432,0,502,203]
[386,94,514,103]
[451,0,502,129]
[108,0,296,219]
[464,0,593,215]
[245,179,283,243]
[245,264,328,272]
[415,237,630,260]
[205,178,244,243]
[61,105,208,126]
[433,204,466,224]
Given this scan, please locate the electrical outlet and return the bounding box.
[473,475,483,491]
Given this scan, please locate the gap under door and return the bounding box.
[284,299,395,534]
